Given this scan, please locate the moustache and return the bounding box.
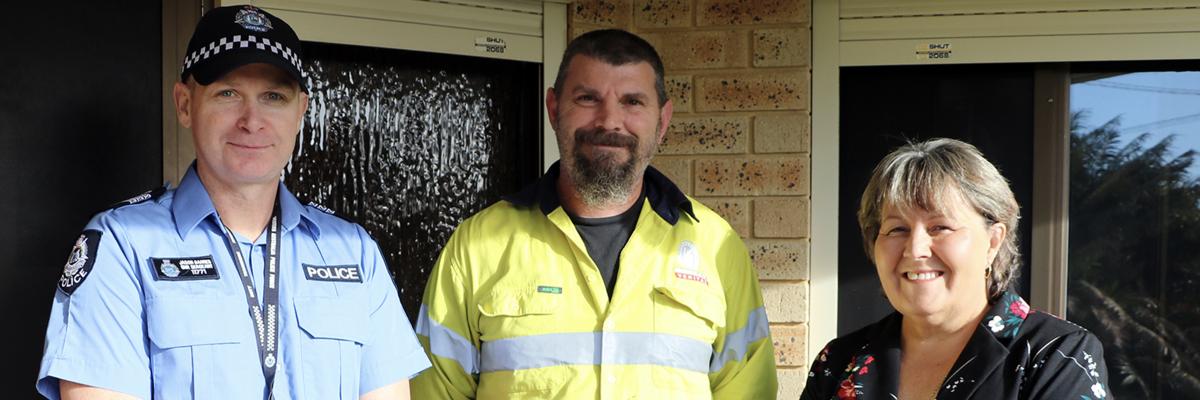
[575,128,638,149]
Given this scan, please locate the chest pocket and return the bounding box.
[145,294,245,400]
[654,285,726,340]
[476,288,564,395]
[294,295,370,400]
[477,289,560,340]
[651,285,724,395]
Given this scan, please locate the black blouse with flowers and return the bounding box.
[799,293,1110,400]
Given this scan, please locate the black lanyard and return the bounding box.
[219,200,281,394]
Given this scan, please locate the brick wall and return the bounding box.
[568,1,812,397]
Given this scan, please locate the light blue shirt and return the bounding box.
[37,166,430,399]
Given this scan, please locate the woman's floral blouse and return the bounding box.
[799,292,1110,399]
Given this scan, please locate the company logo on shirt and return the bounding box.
[303,264,362,283]
[673,240,708,285]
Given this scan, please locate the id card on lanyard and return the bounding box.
[219,200,282,396]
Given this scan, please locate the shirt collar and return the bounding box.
[502,161,697,224]
[978,291,1032,343]
[172,164,320,239]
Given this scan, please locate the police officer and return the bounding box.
[36,6,429,399]
[412,29,777,399]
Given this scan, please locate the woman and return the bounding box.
[800,139,1109,400]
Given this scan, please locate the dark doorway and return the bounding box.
[838,64,1035,334]
[287,42,542,322]
[0,2,163,396]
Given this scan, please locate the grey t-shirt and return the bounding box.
[569,200,642,298]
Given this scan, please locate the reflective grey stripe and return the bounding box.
[481,332,713,373]
[416,304,481,374]
[709,307,769,373]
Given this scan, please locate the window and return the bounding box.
[1067,65,1200,399]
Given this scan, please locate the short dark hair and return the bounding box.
[552,29,668,106]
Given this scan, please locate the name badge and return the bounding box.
[152,256,219,281]
[304,264,362,283]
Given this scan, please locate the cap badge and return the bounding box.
[234,6,273,32]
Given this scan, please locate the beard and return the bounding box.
[566,126,655,208]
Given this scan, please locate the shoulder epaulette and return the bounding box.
[305,200,360,225]
[308,201,337,215]
[107,185,167,210]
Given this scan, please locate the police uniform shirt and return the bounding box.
[37,166,431,399]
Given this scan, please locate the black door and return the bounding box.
[287,42,542,323]
[1,2,163,395]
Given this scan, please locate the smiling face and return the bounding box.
[546,54,673,207]
[873,190,1006,323]
[174,63,308,190]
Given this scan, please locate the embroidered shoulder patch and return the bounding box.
[59,230,102,295]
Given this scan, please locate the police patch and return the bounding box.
[151,256,219,281]
[234,6,273,32]
[59,230,102,295]
[303,264,362,283]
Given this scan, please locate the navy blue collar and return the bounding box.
[503,161,697,225]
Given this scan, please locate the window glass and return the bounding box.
[1069,70,1200,399]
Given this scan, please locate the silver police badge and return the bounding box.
[234,6,273,32]
[160,259,181,278]
[63,234,89,278]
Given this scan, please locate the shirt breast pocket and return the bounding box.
[145,294,245,400]
[476,289,564,395]
[651,284,724,397]
[654,285,725,342]
[294,295,370,399]
[476,289,560,339]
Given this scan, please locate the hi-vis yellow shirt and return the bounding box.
[412,165,777,399]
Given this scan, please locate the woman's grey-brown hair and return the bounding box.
[857,138,1021,299]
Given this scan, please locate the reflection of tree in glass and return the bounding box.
[1068,110,1200,399]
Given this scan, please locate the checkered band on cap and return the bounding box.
[182,35,305,78]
